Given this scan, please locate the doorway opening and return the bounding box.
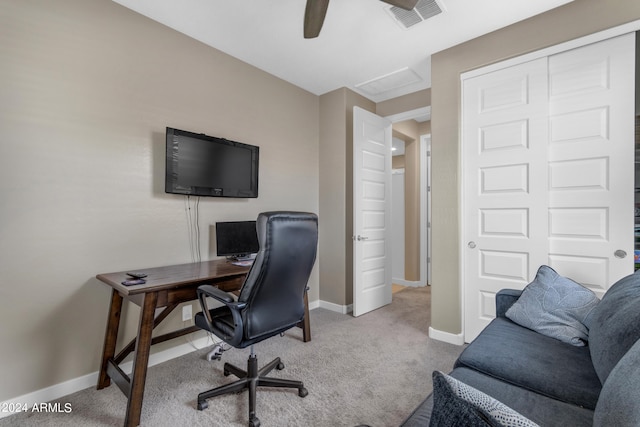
[385,107,431,290]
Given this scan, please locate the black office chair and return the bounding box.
[194,211,318,427]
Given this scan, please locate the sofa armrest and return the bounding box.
[400,394,433,427]
[496,289,523,318]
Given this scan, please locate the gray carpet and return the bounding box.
[0,287,462,426]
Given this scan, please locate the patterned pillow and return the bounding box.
[430,371,539,427]
[506,265,599,346]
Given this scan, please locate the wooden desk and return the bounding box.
[95,259,311,427]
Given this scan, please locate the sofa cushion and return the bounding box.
[450,368,594,427]
[586,270,640,384]
[430,371,539,427]
[593,338,640,426]
[455,317,601,409]
[505,265,599,346]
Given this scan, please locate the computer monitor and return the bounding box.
[215,220,259,260]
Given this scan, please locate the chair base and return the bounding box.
[197,353,308,427]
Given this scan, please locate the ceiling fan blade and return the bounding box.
[381,0,419,10]
[304,0,330,39]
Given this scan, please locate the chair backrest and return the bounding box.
[238,211,318,342]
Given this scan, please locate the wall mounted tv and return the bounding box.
[165,127,259,198]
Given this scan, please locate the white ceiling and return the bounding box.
[112,0,573,102]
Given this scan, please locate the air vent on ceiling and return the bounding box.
[355,67,422,97]
[388,0,443,29]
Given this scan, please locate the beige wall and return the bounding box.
[318,89,348,306]
[430,0,640,335]
[0,0,319,401]
[392,121,421,280]
[376,88,431,118]
[392,155,406,169]
[418,121,431,136]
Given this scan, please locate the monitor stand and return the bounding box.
[227,253,256,262]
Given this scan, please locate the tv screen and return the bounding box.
[165,127,259,198]
[216,221,259,258]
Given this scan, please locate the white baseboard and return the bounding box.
[428,326,465,346]
[0,371,99,419]
[0,334,217,419]
[318,300,352,314]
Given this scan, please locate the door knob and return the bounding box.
[468,241,476,249]
[357,235,369,241]
[614,249,627,259]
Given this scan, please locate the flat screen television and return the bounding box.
[216,221,259,259]
[165,127,259,198]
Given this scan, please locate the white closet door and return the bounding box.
[462,58,550,341]
[547,33,635,297]
[462,33,635,342]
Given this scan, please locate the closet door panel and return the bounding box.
[462,58,549,341]
[547,33,635,297]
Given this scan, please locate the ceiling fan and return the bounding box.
[304,0,419,38]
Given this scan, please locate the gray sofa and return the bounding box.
[402,269,640,426]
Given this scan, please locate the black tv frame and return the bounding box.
[165,127,259,198]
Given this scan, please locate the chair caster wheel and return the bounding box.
[276,362,285,370]
[299,387,308,398]
[197,400,208,411]
[249,416,260,427]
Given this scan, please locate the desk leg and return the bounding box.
[124,291,158,427]
[98,289,123,389]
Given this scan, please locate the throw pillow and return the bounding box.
[506,265,599,346]
[429,371,539,427]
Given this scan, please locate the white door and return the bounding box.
[462,58,550,340]
[463,33,635,341]
[353,106,393,317]
[546,34,635,295]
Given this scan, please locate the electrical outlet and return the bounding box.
[182,304,192,322]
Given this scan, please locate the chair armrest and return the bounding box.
[196,285,247,346]
[495,289,523,318]
[198,284,237,305]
